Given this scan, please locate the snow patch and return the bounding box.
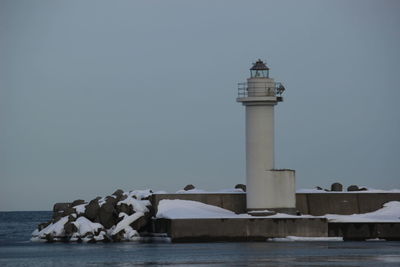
[326,201,400,222]
[175,188,244,194]
[73,204,87,215]
[156,199,250,219]
[267,236,343,242]
[156,199,316,219]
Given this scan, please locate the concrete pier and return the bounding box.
[151,192,400,216]
[153,217,328,242]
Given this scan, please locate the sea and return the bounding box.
[0,211,400,266]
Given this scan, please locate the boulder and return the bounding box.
[331,182,343,192]
[71,199,85,207]
[64,222,78,237]
[52,214,63,223]
[53,203,71,213]
[116,203,134,215]
[84,199,100,221]
[147,205,155,217]
[52,206,74,222]
[112,189,124,198]
[45,233,54,243]
[235,184,246,192]
[61,207,75,217]
[111,229,125,242]
[130,213,150,232]
[105,196,118,207]
[98,203,117,229]
[141,190,153,200]
[184,184,195,191]
[347,185,359,191]
[315,186,323,190]
[120,194,128,201]
[38,221,51,231]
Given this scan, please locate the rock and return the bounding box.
[111,229,125,242]
[98,203,117,229]
[53,203,71,213]
[64,222,78,237]
[359,187,368,191]
[141,195,150,201]
[331,182,343,192]
[84,199,100,221]
[52,207,74,222]
[147,205,155,217]
[52,214,63,223]
[347,185,359,191]
[315,186,323,190]
[116,203,134,215]
[105,195,118,206]
[38,221,51,231]
[120,194,128,201]
[235,184,246,192]
[112,189,126,202]
[184,184,195,191]
[112,189,124,198]
[61,207,75,217]
[102,234,112,243]
[45,233,54,242]
[71,199,85,207]
[130,213,150,231]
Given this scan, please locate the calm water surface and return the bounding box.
[0,211,399,266]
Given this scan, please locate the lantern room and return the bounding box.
[250,59,269,78]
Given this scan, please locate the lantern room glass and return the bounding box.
[251,69,269,78]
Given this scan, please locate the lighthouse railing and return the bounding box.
[237,82,284,98]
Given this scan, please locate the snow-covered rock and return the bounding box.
[73,217,103,236]
[31,215,70,241]
[31,189,153,242]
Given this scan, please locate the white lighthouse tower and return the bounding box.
[237,59,296,214]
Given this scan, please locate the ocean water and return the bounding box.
[1,211,400,266]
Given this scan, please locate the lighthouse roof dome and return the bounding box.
[250,59,269,71]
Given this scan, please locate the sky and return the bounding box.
[1,0,399,211]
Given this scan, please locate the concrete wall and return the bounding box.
[152,193,400,216]
[154,217,327,242]
[297,193,400,216]
[329,222,400,241]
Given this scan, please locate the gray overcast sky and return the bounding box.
[1,0,399,211]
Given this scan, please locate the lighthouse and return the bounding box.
[237,60,296,214]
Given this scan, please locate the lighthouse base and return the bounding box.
[246,169,296,212]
